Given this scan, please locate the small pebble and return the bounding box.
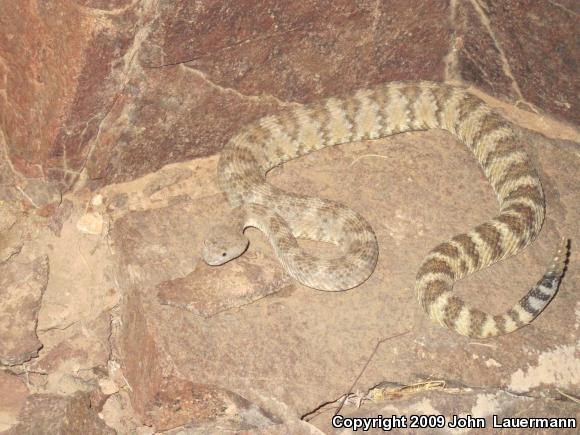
[91,194,104,207]
[99,378,119,395]
[76,211,103,235]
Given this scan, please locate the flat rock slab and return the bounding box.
[110,122,579,430]
[0,256,49,366]
[157,253,291,318]
[0,2,578,432]
[6,393,115,435]
[0,371,29,432]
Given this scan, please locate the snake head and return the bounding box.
[201,224,249,266]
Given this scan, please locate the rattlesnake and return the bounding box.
[202,81,568,338]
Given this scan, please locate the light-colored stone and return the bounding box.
[98,378,120,396]
[100,391,141,435]
[76,211,104,235]
[135,426,156,435]
[91,194,104,207]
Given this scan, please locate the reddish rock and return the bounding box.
[483,1,578,122]
[0,256,49,366]
[0,371,29,432]
[142,0,451,100]
[86,66,282,184]
[0,0,140,187]
[7,393,115,435]
[2,1,575,192]
[142,377,276,431]
[89,0,452,184]
[47,199,74,236]
[115,289,165,418]
[0,4,578,430]
[455,1,515,99]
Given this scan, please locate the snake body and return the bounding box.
[203,81,568,338]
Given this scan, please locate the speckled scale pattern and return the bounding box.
[214,81,568,338]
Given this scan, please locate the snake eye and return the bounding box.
[222,252,227,257]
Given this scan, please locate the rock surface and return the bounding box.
[107,119,579,433]
[0,1,577,192]
[0,1,578,433]
[0,256,49,366]
[0,371,28,432]
[6,393,115,435]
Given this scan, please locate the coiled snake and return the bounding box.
[202,81,568,338]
